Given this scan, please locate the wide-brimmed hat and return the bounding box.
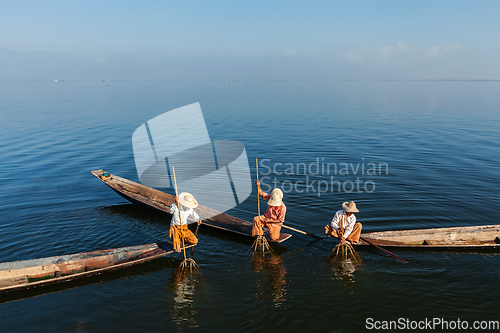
[271,188,283,199]
[268,188,283,207]
[179,192,198,208]
[342,201,359,213]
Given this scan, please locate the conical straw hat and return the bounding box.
[179,192,198,208]
[271,188,283,200]
[268,190,283,207]
[342,201,359,213]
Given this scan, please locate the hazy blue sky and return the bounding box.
[1,0,499,80]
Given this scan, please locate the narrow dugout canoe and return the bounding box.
[356,225,500,249]
[0,242,193,293]
[90,170,292,243]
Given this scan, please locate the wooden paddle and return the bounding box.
[360,236,408,263]
[283,219,407,263]
[281,224,326,239]
[194,206,204,237]
[191,207,205,254]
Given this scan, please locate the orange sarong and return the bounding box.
[252,215,282,241]
[169,225,198,251]
[324,222,363,243]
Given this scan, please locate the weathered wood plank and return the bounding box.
[0,242,191,293]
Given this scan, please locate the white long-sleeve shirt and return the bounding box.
[330,209,357,240]
[169,203,200,226]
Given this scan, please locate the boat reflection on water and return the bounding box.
[168,267,201,328]
[252,254,287,306]
[326,252,363,288]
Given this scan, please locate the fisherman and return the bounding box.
[324,201,362,244]
[169,192,202,252]
[252,181,287,240]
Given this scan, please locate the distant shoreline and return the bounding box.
[1,79,500,82]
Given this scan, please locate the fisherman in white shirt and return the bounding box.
[324,201,362,244]
[168,192,202,252]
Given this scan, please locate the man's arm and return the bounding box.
[330,211,340,229]
[169,196,180,214]
[169,203,178,215]
[342,216,356,240]
[190,209,202,225]
[256,180,264,197]
[256,180,271,199]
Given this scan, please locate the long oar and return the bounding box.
[360,236,408,263]
[283,220,407,263]
[191,207,205,254]
[281,224,326,240]
[194,206,204,236]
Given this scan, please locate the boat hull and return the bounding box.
[355,225,500,250]
[90,170,292,243]
[0,242,192,294]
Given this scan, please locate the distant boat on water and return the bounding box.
[102,80,108,82]
[54,80,64,82]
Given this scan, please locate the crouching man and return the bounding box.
[324,201,362,244]
[252,181,286,241]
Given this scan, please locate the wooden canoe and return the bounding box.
[90,170,292,243]
[356,225,500,249]
[0,242,193,294]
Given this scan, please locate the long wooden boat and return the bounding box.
[0,242,193,294]
[90,170,292,243]
[356,225,500,249]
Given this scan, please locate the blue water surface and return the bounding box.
[0,80,499,332]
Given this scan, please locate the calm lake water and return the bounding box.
[0,80,499,332]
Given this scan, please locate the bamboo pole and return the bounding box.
[171,167,198,270]
[172,167,187,262]
[256,158,260,216]
[252,158,273,254]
